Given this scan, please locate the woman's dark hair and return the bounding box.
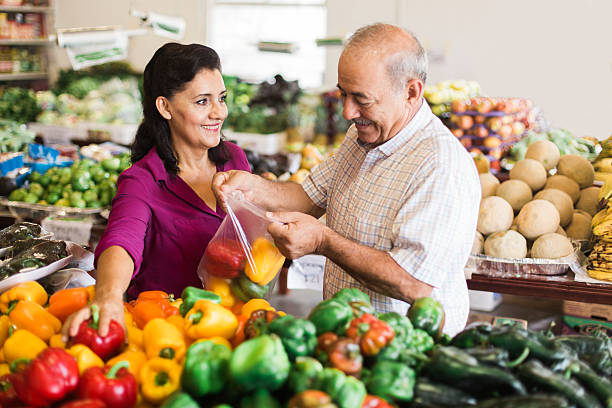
[131,43,229,174]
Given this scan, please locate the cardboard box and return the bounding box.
[562,301,612,336]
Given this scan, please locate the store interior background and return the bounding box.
[51,0,612,327]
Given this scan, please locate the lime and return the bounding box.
[71,198,86,208]
[39,174,51,187]
[37,200,48,205]
[55,198,70,207]
[29,171,42,182]
[83,190,98,203]
[86,200,101,208]
[28,182,44,198]
[24,193,38,204]
[8,188,27,201]
[46,193,60,204]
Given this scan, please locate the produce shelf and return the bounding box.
[0,39,53,46]
[0,72,47,81]
[468,273,612,305]
[0,5,53,12]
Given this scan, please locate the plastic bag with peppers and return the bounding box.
[197,191,285,302]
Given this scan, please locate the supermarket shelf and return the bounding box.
[0,71,46,80]
[0,38,53,45]
[0,5,53,12]
[467,273,612,305]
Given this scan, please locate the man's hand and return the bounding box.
[212,170,257,208]
[266,211,327,259]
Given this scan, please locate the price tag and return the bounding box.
[287,254,326,291]
[41,216,93,247]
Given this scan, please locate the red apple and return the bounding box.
[476,99,492,114]
[459,115,474,130]
[474,115,486,124]
[451,128,464,138]
[451,99,468,113]
[499,124,513,139]
[474,126,489,138]
[460,137,472,148]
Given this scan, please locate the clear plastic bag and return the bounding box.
[197,192,285,301]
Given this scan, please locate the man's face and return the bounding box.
[337,53,410,146]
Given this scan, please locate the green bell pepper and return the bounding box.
[160,391,200,408]
[314,368,366,408]
[425,346,527,396]
[332,288,371,305]
[408,297,445,340]
[231,275,272,302]
[308,298,353,335]
[229,334,290,391]
[269,315,317,361]
[364,360,415,403]
[239,389,281,408]
[518,359,601,408]
[407,328,435,353]
[181,340,231,398]
[378,312,413,341]
[180,286,222,316]
[287,356,323,395]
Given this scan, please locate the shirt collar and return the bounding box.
[142,147,169,182]
[357,99,433,157]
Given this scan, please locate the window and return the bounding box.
[207,0,327,89]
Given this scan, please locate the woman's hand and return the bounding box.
[61,293,126,342]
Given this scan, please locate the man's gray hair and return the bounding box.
[346,23,428,90]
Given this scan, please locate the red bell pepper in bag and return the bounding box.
[12,347,79,406]
[77,361,137,408]
[72,304,125,360]
[0,374,20,408]
[203,239,246,278]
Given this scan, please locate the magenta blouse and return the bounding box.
[94,143,251,299]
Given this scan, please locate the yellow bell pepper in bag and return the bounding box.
[184,299,238,340]
[244,237,285,285]
[143,318,186,361]
[49,333,66,349]
[107,349,147,382]
[140,357,182,404]
[67,344,104,374]
[3,329,47,363]
[207,276,236,308]
[9,300,61,341]
[0,281,48,313]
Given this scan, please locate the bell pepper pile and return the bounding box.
[1,281,611,408]
[202,235,285,305]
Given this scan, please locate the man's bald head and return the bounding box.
[342,23,428,91]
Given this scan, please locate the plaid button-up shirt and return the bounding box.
[302,101,481,336]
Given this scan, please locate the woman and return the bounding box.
[63,43,251,337]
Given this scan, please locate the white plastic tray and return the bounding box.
[0,254,73,292]
[0,227,53,257]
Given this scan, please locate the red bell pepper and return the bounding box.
[72,304,125,360]
[203,239,246,278]
[0,374,20,408]
[12,347,79,407]
[346,313,394,356]
[77,361,137,408]
[58,399,107,408]
[362,394,394,408]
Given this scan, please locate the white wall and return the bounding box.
[51,0,611,138]
[325,0,612,139]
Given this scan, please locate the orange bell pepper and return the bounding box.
[86,285,96,302]
[127,292,179,329]
[48,287,89,322]
[231,314,248,348]
[49,333,67,349]
[207,276,236,308]
[0,315,10,349]
[9,300,61,341]
[231,299,245,315]
[0,281,48,314]
[244,237,285,285]
[241,298,275,318]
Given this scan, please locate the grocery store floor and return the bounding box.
[271,289,564,334]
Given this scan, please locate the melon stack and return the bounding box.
[475,140,599,260]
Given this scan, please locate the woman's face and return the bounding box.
[163,68,228,150]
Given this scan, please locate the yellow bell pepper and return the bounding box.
[0,281,48,314]
[194,336,232,350]
[0,315,11,349]
[3,329,47,363]
[127,325,144,351]
[67,344,104,375]
[107,350,147,382]
[86,285,96,302]
[241,298,275,318]
[207,276,236,308]
[9,300,61,341]
[244,237,285,285]
[124,306,136,328]
[0,348,5,363]
[143,318,186,361]
[170,298,183,310]
[49,333,66,349]
[166,314,191,347]
[140,357,182,404]
[184,299,238,340]
[0,363,9,376]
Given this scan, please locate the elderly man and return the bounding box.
[213,23,480,335]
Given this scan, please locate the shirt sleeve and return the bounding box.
[388,145,480,289]
[94,170,152,275]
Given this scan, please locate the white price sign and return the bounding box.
[287,254,326,291]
